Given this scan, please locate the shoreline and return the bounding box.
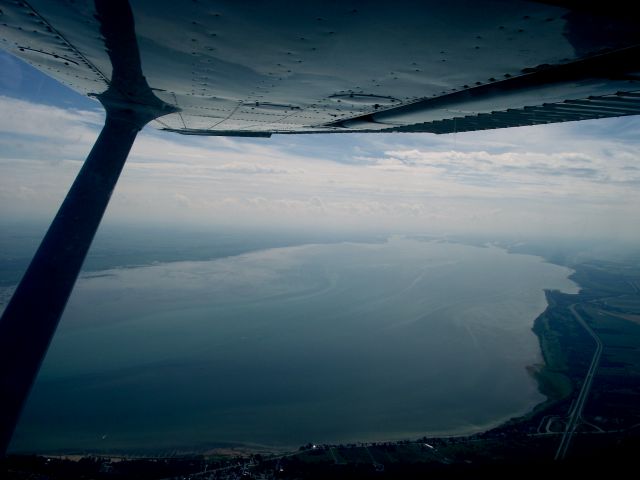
[6,251,640,479]
[7,243,577,459]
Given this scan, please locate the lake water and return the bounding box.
[10,237,578,453]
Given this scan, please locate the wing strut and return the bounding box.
[0,109,142,454]
[0,0,176,454]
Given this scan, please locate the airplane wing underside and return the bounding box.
[1,0,639,136]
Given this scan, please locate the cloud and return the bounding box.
[367,147,640,195]
[172,193,193,208]
[0,94,639,239]
[212,162,290,175]
[0,95,103,136]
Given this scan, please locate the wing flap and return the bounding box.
[386,91,640,134]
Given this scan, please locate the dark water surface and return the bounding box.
[10,238,577,452]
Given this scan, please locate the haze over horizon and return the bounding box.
[1,50,639,241]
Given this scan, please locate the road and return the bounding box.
[554,304,603,461]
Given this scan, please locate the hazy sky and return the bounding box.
[1,50,639,240]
